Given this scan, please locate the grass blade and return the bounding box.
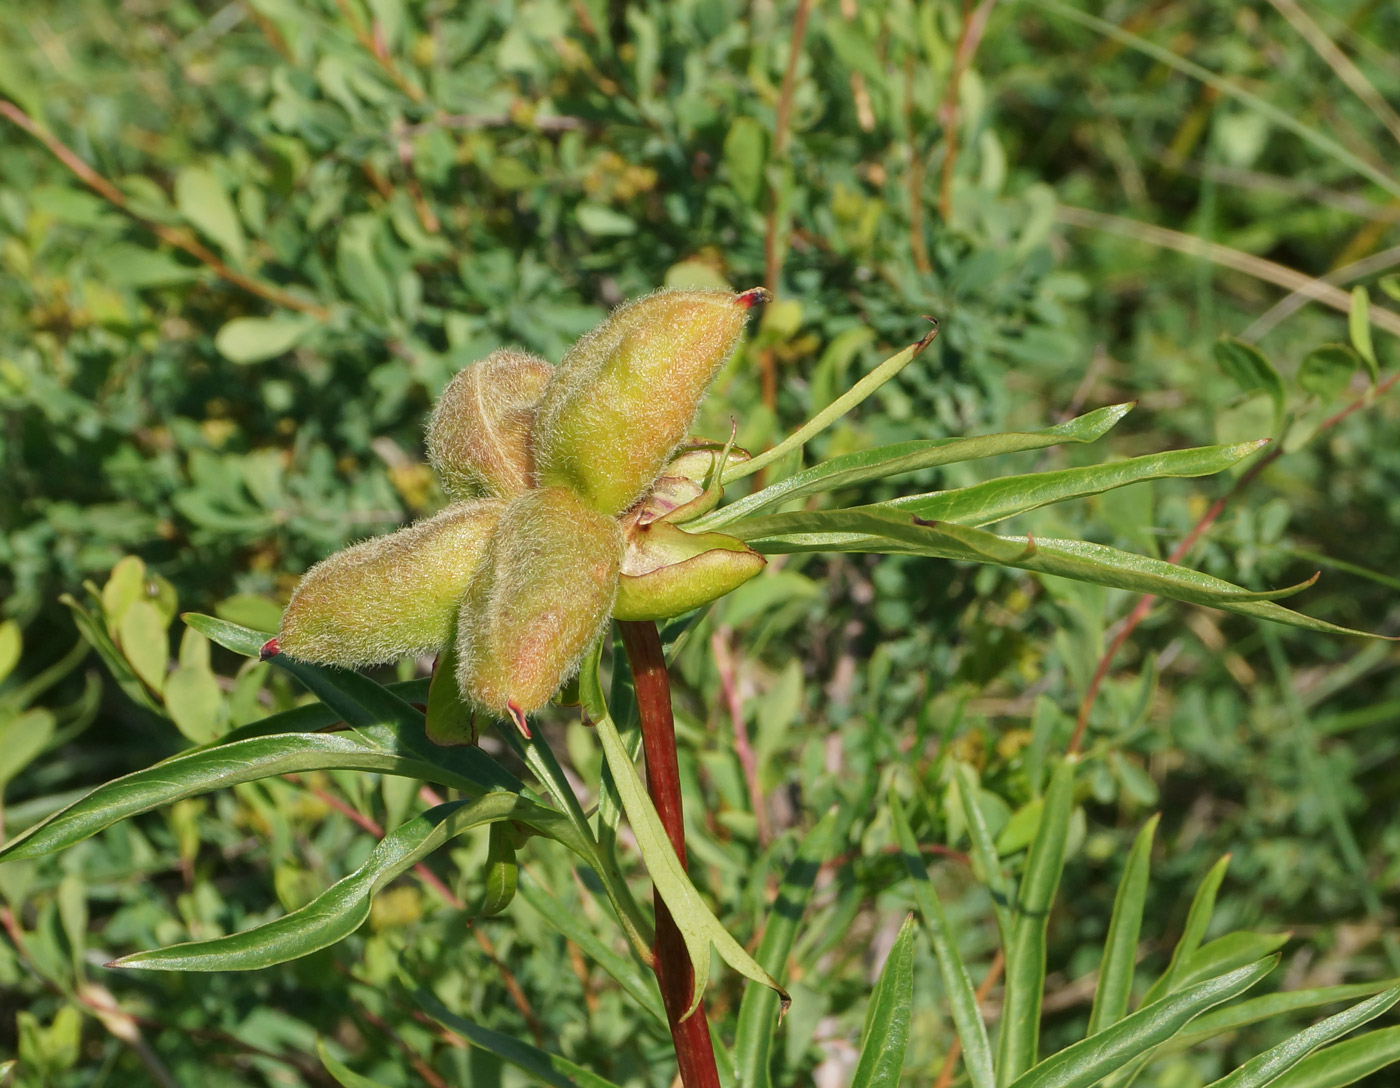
[851,914,917,1088]
[1205,985,1400,1088]
[996,760,1077,1085]
[734,808,841,1088]
[891,792,996,1088]
[1087,814,1159,1037]
[1006,957,1280,1088]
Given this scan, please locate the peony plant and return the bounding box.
[4,288,1390,1088]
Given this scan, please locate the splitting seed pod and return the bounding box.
[427,350,553,500]
[275,500,504,667]
[533,288,767,515]
[614,520,765,621]
[455,486,623,724]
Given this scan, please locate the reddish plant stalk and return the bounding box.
[617,619,721,1088]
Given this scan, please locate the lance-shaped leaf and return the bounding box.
[534,288,763,515]
[738,512,1381,638]
[696,402,1135,529]
[728,439,1263,542]
[457,487,622,717]
[614,520,766,621]
[851,914,917,1088]
[594,709,788,1020]
[111,793,534,971]
[1172,980,1400,1052]
[427,349,553,500]
[1004,957,1279,1088]
[277,499,503,668]
[1204,985,1400,1088]
[885,441,1268,527]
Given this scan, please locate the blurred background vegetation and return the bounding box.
[1,0,1397,1084]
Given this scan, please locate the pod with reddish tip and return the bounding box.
[277,500,504,667]
[456,487,623,716]
[427,350,554,500]
[533,288,764,515]
[613,520,766,621]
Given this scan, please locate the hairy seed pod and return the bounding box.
[614,521,766,621]
[456,487,622,717]
[277,500,504,667]
[533,288,764,515]
[427,350,554,499]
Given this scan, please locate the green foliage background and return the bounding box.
[1,0,1397,1084]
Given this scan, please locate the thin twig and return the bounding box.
[710,627,772,845]
[932,949,1005,1088]
[618,619,722,1088]
[1243,242,1400,340]
[905,53,931,274]
[1266,0,1400,148]
[938,0,999,223]
[0,100,330,320]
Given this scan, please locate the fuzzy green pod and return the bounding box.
[533,288,765,515]
[427,350,553,499]
[614,521,765,621]
[277,500,504,667]
[456,487,622,718]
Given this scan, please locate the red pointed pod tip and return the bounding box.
[506,701,532,739]
[259,637,281,660]
[736,286,771,309]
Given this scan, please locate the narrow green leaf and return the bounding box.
[594,710,787,1019]
[698,403,1134,530]
[516,873,666,1027]
[112,794,529,970]
[1265,1027,1400,1088]
[1006,957,1279,1088]
[316,1037,393,1088]
[1175,980,1400,1050]
[733,440,1265,541]
[734,808,842,1088]
[1177,931,1292,991]
[1348,287,1379,382]
[1087,815,1159,1037]
[415,987,625,1088]
[1205,986,1400,1088]
[997,760,1076,1085]
[851,914,917,1088]
[891,794,996,1088]
[62,592,163,714]
[747,524,1381,638]
[953,764,1014,949]
[1142,854,1231,1006]
[722,327,940,486]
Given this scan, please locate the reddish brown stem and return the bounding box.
[938,0,999,223]
[617,620,721,1088]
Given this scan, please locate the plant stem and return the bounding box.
[617,619,721,1088]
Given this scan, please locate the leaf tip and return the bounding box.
[913,317,941,353]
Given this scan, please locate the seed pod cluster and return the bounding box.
[275,288,767,730]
